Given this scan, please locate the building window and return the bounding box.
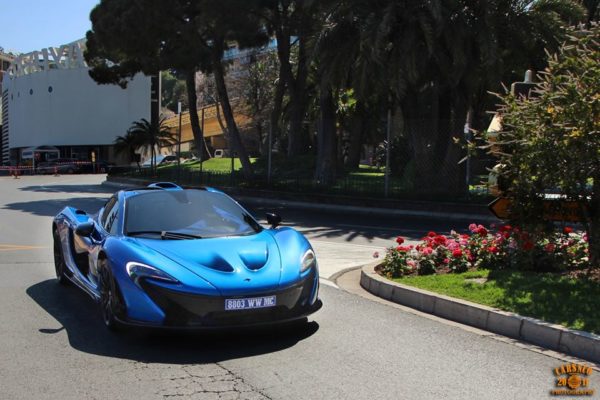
[48,86,53,93]
[29,89,33,95]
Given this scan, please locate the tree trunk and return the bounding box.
[273,9,309,157]
[287,34,309,157]
[211,45,254,179]
[185,70,210,161]
[315,83,337,185]
[269,65,286,154]
[589,171,600,269]
[345,103,366,169]
[404,83,468,196]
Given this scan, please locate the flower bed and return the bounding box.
[379,224,589,278]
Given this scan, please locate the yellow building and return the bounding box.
[162,103,252,156]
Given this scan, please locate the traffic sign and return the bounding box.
[489,197,511,220]
[489,197,588,222]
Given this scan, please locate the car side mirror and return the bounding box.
[266,212,282,229]
[75,222,95,237]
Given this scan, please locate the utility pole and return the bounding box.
[200,106,205,181]
[384,105,392,198]
[177,102,182,180]
[267,124,272,185]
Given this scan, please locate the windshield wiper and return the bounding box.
[243,213,263,233]
[127,230,203,240]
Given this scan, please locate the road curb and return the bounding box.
[360,263,600,364]
[102,178,498,222]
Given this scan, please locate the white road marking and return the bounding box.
[319,278,339,289]
[310,239,385,249]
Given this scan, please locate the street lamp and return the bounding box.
[384,105,392,198]
[177,101,182,180]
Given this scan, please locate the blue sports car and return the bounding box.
[52,182,322,330]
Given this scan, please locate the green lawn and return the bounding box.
[395,270,600,333]
[158,158,257,172]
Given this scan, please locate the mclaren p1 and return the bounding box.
[52,182,321,330]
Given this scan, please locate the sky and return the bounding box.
[0,0,100,54]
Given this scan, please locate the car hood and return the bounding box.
[135,231,283,296]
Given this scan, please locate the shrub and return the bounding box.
[379,225,588,278]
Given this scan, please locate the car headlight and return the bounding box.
[301,250,316,273]
[126,262,179,286]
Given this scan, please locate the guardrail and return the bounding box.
[0,161,110,176]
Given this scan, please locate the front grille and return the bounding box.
[140,270,317,327]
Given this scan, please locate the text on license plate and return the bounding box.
[225,295,276,311]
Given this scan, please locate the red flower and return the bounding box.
[452,249,463,258]
[443,258,450,264]
[395,236,405,245]
[421,247,433,255]
[427,231,437,237]
[466,250,475,262]
[523,241,534,251]
[488,246,499,254]
[499,225,512,232]
[468,223,477,232]
[563,227,573,234]
[476,225,488,236]
[544,243,556,253]
[396,246,410,252]
[434,235,447,245]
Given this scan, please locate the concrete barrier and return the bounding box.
[361,263,600,364]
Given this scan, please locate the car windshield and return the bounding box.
[124,189,260,238]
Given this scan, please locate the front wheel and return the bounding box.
[53,229,69,285]
[98,262,123,331]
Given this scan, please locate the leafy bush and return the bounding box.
[487,24,600,268]
[379,225,588,278]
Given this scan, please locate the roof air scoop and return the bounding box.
[147,182,182,190]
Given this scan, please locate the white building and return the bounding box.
[1,39,150,165]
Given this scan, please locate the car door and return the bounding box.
[88,196,120,285]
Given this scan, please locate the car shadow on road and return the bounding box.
[27,279,319,364]
[19,184,114,194]
[3,197,108,217]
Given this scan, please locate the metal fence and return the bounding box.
[110,161,494,202]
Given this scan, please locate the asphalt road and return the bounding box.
[0,174,598,399]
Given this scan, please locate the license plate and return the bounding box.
[224,295,276,311]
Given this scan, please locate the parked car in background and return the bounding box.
[214,149,231,158]
[141,155,178,167]
[36,158,83,174]
[79,161,114,174]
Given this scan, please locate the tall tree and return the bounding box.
[128,117,175,173]
[84,0,211,161]
[259,0,319,157]
[235,51,280,155]
[113,129,142,170]
[193,0,270,178]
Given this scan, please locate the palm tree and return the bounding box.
[113,129,143,171]
[128,117,175,174]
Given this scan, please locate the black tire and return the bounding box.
[98,261,123,331]
[53,229,69,285]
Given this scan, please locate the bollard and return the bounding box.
[54,166,60,177]
[13,167,19,179]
